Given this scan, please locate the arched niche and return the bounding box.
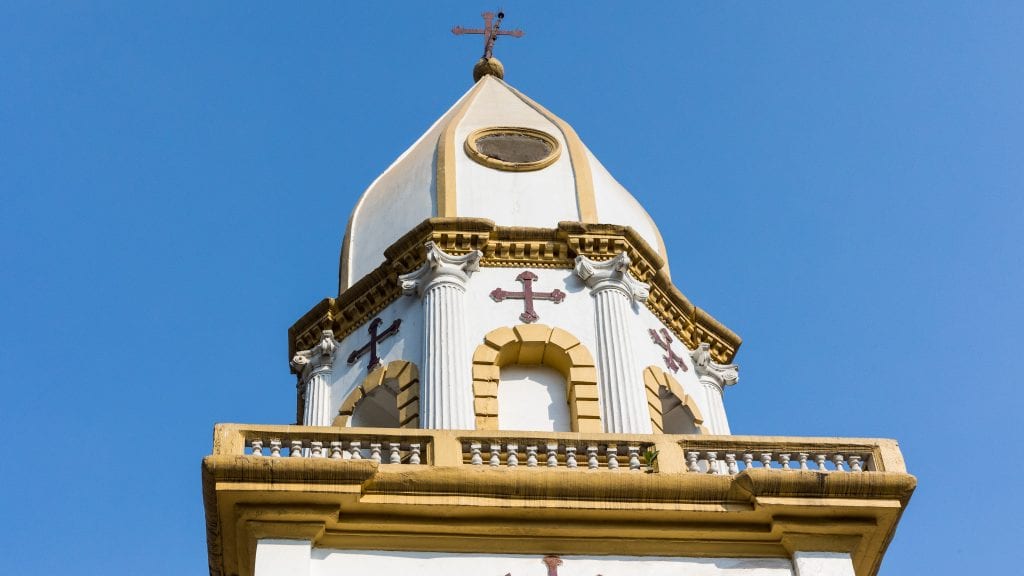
[642,366,708,434]
[333,360,420,429]
[472,324,601,432]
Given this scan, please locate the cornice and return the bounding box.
[290,218,742,370]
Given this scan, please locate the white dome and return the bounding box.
[339,75,668,290]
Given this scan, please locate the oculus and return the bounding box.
[464,126,561,171]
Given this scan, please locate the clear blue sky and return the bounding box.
[1,2,1020,574]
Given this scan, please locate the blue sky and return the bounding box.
[1,2,1021,574]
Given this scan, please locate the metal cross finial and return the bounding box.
[452,10,524,60]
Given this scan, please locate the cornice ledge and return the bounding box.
[202,454,380,485]
[728,469,918,504]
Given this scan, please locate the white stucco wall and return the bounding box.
[325,266,718,433]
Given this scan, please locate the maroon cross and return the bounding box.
[542,556,563,576]
[452,11,525,60]
[347,317,401,372]
[649,328,689,373]
[491,271,566,324]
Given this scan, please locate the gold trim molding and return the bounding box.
[643,366,708,434]
[471,324,601,432]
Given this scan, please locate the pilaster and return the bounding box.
[689,342,739,435]
[399,242,482,429]
[291,330,337,427]
[574,252,652,433]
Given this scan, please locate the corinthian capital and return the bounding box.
[573,252,649,303]
[399,241,482,296]
[290,330,338,374]
[689,342,739,389]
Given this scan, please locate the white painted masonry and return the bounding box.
[498,365,571,432]
[791,552,857,576]
[254,539,311,576]
[399,242,482,429]
[304,550,793,576]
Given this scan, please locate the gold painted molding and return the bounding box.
[436,80,488,217]
[643,366,708,434]
[333,361,420,429]
[472,325,601,432]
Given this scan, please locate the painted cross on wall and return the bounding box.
[502,555,603,576]
[490,270,566,323]
[649,327,689,373]
[347,317,401,372]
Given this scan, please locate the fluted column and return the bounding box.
[690,342,739,435]
[399,242,482,429]
[574,252,652,434]
[290,330,337,426]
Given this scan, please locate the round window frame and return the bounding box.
[464,126,561,172]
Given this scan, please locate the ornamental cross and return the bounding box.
[452,10,524,60]
[491,271,566,323]
[503,555,603,576]
[649,328,689,373]
[347,317,401,372]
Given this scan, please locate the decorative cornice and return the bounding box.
[398,241,482,296]
[690,342,739,390]
[573,252,650,303]
[289,218,742,377]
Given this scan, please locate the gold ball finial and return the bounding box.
[473,57,504,82]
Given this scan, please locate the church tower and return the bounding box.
[203,25,914,576]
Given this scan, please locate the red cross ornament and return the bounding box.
[347,317,401,372]
[490,271,566,323]
[649,327,689,373]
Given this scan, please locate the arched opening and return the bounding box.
[497,365,571,432]
[643,366,707,434]
[659,387,701,434]
[350,380,400,428]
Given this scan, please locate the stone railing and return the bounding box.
[212,424,907,474]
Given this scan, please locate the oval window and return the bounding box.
[464,127,561,171]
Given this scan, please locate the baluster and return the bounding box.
[742,453,754,471]
[507,443,519,467]
[565,446,578,469]
[269,439,282,457]
[408,443,421,465]
[798,452,810,470]
[848,455,863,472]
[815,454,827,471]
[546,443,559,468]
[832,454,845,472]
[707,451,719,474]
[760,452,773,469]
[469,442,483,465]
[290,440,304,457]
[388,443,401,464]
[778,453,791,470]
[330,441,344,459]
[310,441,324,458]
[725,453,739,475]
[489,443,501,467]
[370,443,382,463]
[687,451,701,473]
[607,445,620,470]
[587,445,599,470]
[250,440,264,457]
[349,441,362,460]
[526,446,539,467]
[628,446,641,471]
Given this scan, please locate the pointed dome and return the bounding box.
[339,75,668,290]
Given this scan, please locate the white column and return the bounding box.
[690,342,739,435]
[254,539,311,576]
[291,330,337,426]
[574,252,652,434]
[792,552,857,576]
[399,242,481,429]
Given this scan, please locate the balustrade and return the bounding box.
[463,439,651,471]
[244,433,425,465]
[683,448,872,474]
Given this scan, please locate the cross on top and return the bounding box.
[491,271,566,324]
[347,317,401,372]
[649,328,689,374]
[452,11,524,60]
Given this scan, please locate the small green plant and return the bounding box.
[643,448,660,470]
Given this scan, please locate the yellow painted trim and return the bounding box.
[464,126,562,172]
[435,80,488,217]
[334,360,420,429]
[500,78,598,223]
[472,324,601,432]
[643,366,708,434]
